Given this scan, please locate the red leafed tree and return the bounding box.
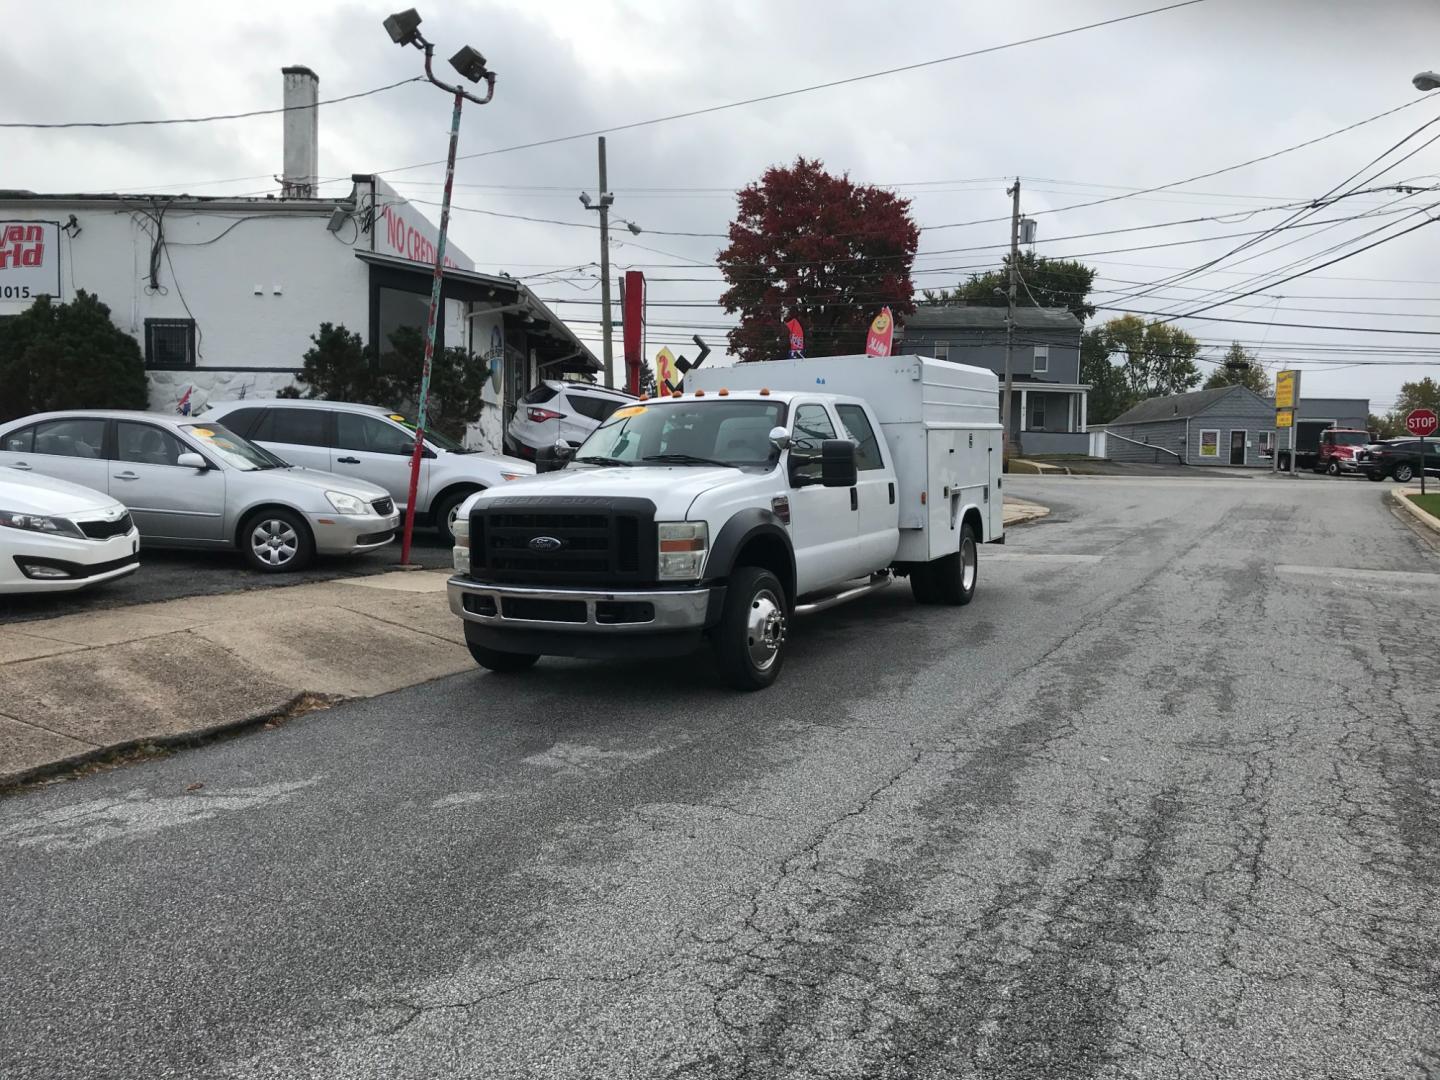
[718,158,919,362]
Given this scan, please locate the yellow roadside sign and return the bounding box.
[1276,370,1298,409]
[1276,408,1293,429]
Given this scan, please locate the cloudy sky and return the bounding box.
[5,0,1439,412]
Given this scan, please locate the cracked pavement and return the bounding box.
[2,476,1438,1079]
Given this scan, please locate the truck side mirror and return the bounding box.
[768,426,792,451]
[536,440,575,474]
[820,439,858,488]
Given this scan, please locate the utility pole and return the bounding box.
[1001,178,1021,457]
[597,137,615,388]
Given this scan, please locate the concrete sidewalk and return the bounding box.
[1,496,1048,788]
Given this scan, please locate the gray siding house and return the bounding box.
[1101,385,1279,467]
[898,306,1088,454]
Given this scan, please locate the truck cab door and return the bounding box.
[835,402,899,570]
[786,402,864,595]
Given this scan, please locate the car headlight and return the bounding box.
[500,472,526,482]
[0,509,86,539]
[657,521,708,580]
[325,491,367,515]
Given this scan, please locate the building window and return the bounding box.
[1198,429,1220,458]
[144,318,196,370]
[1030,396,1046,430]
[1033,345,1049,373]
[933,339,950,361]
[1258,431,1275,458]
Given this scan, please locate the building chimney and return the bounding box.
[280,66,319,198]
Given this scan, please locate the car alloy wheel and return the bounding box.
[251,519,300,567]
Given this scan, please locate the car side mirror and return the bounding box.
[421,445,438,459]
[769,425,792,452]
[176,452,208,471]
[820,439,858,488]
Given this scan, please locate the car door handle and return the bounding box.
[10,462,31,471]
[850,488,858,511]
[336,456,361,464]
[113,471,139,480]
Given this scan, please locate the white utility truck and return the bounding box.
[448,354,1003,690]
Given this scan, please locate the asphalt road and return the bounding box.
[0,530,452,625]
[2,475,1438,1079]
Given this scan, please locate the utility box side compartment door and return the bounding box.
[925,426,993,561]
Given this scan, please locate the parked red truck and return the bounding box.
[1276,426,1374,474]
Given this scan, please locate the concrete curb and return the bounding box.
[1390,487,1440,535]
[1003,499,1051,528]
[0,571,470,793]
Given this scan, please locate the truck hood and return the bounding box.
[476,464,752,519]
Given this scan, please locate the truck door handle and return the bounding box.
[113,471,139,481]
[336,456,361,464]
[850,488,858,511]
[10,462,31,471]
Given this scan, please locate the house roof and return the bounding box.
[903,305,1082,332]
[1105,384,1268,426]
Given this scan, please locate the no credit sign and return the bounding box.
[1405,408,1438,437]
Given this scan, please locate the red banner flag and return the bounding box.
[785,318,804,359]
[865,307,894,357]
[622,270,646,394]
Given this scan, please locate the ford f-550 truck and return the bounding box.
[448,354,1003,689]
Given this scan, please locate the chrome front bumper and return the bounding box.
[448,577,716,633]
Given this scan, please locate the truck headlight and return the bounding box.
[452,514,470,574]
[325,491,367,515]
[0,509,85,539]
[657,521,707,580]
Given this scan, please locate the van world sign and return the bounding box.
[0,221,61,311]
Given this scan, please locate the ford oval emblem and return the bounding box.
[529,535,564,552]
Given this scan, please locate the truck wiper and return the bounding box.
[641,453,734,467]
[574,455,635,467]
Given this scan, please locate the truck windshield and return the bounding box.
[575,400,787,468]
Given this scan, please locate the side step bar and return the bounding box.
[794,572,892,616]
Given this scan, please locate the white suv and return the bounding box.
[202,400,533,543]
[506,381,635,460]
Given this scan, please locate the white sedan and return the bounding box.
[0,471,140,593]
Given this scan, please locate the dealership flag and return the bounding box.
[865,307,894,357]
[175,386,193,416]
[785,318,805,359]
[655,347,677,396]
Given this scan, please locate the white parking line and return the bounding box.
[985,552,1106,564]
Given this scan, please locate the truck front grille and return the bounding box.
[469,496,657,586]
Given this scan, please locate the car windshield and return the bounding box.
[575,400,787,467]
[384,413,467,453]
[1329,431,1368,446]
[180,423,280,471]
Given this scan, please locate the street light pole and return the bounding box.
[383,9,496,566]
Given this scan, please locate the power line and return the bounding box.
[367,0,1209,178]
[0,76,423,129]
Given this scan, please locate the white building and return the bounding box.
[0,66,597,454]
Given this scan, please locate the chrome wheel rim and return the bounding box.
[746,588,786,671]
[961,536,978,593]
[251,519,299,566]
[447,502,462,532]
[1397,465,1413,481]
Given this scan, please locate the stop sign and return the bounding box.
[1405,408,1439,437]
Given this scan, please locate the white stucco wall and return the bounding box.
[0,200,369,413]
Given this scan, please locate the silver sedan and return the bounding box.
[0,411,400,573]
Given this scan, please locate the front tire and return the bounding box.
[1326,461,1341,476]
[240,509,314,573]
[913,523,979,606]
[1395,463,1415,482]
[713,566,787,691]
[466,640,540,673]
